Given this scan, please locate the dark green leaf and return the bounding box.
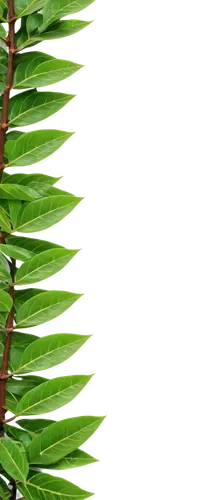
[7,375,47,396]
[3,172,61,186]
[5,424,32,449]
[0,206,12,233]
[14,288,46,310]
[17,418,55,434]
[38,19,92,40]
[0,184,41,201]
[0,475,10,500]
[15,0,45,17]
[6,234,63,254]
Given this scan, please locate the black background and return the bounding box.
[52,2,117,499]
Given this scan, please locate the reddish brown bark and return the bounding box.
[0,0,16,181]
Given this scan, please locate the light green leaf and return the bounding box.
[14,195,82,233]
[0,243,35,261]
[0,290,12,312]
[0,184,41,201]
[0,24,6,38]
[40,449,98,470]
[16,375,92,415]
[8,89,75,126]
[18,473,93,500]
[17,418,55,434]
[8,200,22,228]
[0,47,7,74]
[26,13,42,34]
[15,248,79,286]
[39,0,94,32]
[6,391,21,413]
[14,288,46,310]
[0,253,11,282]
[0,206,12,233]
[3,172,61,186]
[6,234,63,254]
[20,19,92,48]
[24,181,71,197]
[5,130,72,167]
[13,51,82,89]
[29,416,104,465]
[7,375,47,396]
[15,290,82,328]
[13,333,90,374]
[0,437,29,482]
[15,0,45,17]
[5,424,32,449]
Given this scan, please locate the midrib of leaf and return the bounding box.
[39,421,98,456]
[6,134,69,167]
[0,441,25,482]
[15,252,70,284]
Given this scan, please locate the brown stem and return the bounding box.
[9,479,17,500]
[0,258,15,427]
[0,0,16,182]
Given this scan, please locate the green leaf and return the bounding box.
[0,243,35,261]
[20,19,92,48]
[14,288,46,310]
[24,181,71,197]
[5,130,72,167]
[0,47,7,74]
[15,290,82,328]
[5,424,32,449]
[0,206,12,233]
[0,437,29,482]
[0,24,6,38]
[26,13,42,34]
[39,0,94,32]
[0,184,41,201]
[7,375,47,396]
[13,51,82,89]
[14,195,82,233]
[8,89,75,127]
[0,476,10,500]
[10,331,38,349]
[18,473,93,500]
[15,0,45,17]
[0,290,12,312]
[40,449,98,470]
[8,200,22,228]
[13,333,90,374]
[15,248,79,285]
[0,253,11,282]
[5,391,20,413]
[29,416,104,465]
[6,234,63,253]
[3,172,61,186]
[18,418,55,434]
[16,375,92,415]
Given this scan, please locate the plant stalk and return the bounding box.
[0,0,16,181]
[0,258,15,425]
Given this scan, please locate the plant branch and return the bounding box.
[0,259,16,436]
[0,0,16,182]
